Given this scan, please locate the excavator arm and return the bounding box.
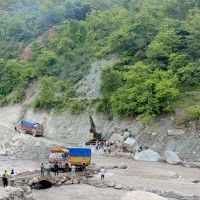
[89,116,96,133]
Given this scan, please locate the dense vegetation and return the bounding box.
[0,0,200,120]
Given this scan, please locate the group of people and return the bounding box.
[96,140,112,155]
[40,162,76,177]
[2,169,16,187]
[138,144,149,153]
[40,163,56,177]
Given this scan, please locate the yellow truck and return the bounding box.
[49,146,91,171]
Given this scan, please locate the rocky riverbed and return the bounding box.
[0,155,200,200]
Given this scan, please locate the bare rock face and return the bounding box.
[134,149,161,162]
[165,151,180,165]
[121,191,168,200]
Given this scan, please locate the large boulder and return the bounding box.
[134,149,161,162]
[165,151,180,165]
[32,177,38,184]
[123,131,130,140]
[118,163,128,169]
[106,181,115,187]
[122,191,168,200]
[110,133,124,141]
[122,138,138,152]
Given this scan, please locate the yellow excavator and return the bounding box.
[85,116,104,145]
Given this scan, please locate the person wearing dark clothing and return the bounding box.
[40,163,44,177]
[2,170,8,187]
[14,126,17,132]
[54,162,59,176]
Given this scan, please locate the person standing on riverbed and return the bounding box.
[40,163,44,177]
[10,169,16,186]
[100,167,105,181]
[47,163,51,176]
[2,170,8,187]
[54,162,59,176]
[71,165,76,177]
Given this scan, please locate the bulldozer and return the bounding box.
[85,116,105,145]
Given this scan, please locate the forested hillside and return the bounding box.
[1,0,200,122]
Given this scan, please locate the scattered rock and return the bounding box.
[72,179,78,184]
[115,184,123,189]
[28,180,33,186]
[35,141,41,147]
[134,149,161,162]
[106,181,115,187]
[167,129,185,136]
[193,180,200,183]
[165,151,180,165]
[171,173,179,179]
[121,191,168,200]
[21,186,32,195]
[118,163,128,169]
[110,133,124,142]
[151,132,158,136]
[56,182,62,186]
[123,131,130,140]
[170,116,174,121]
[32,177,38,184]
[64,180,72,185]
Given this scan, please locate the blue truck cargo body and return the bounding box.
[61,146,91,157]
[21,120,38,128]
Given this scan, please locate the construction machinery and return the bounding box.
[85,116,104,145]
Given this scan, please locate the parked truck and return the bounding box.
[49,146,91,171]
[21,120,44,137]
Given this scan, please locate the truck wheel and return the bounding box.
[80,164,86,171]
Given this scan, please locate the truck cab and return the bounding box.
[49,146,91,172]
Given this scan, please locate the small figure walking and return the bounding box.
[103,145,107,154]
[98,141,101,149]
[14,126,17,132]
[71,165,76,177]
[54,162,59,176]
[100,167,105,181]
[2,170,8,187]
[108,146,111,154]
[10,169,16,186]
[96,141,98,150]
[40,163,44,177]
[17,127,21,134]
[47,163,51,176]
